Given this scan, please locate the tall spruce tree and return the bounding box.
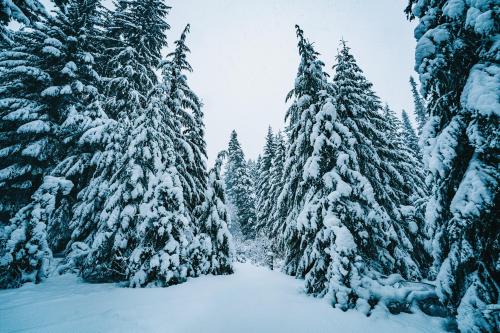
[279,30,428,313]
[73,0,174,282]
[276,26,331,274]
[406,1,499,331]
[256,126,276,230]
[333,43,426,280]
[46,0,109,252]
[161,24,207,215]
[0,0,105,228]
[278,30,390,309]
[381,104,429,269]
[195,151,234,276]
[409,76,427,134]
[68,0,169,248]
[268,131,286,238]
[401,110,420,157]
[125,93,196,287]
[0,27,54,225]
[0,0,111,289]
[224,130,257,239]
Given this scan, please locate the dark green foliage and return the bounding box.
[401,110,420,157]
[224,130,257,239]
[256,127,275,231]
[409,76,426,134]
[162,24,207,215]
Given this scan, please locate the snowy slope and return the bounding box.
[0,263,448,333]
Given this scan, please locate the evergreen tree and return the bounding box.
[409,76,426,134]
[68,0,169,249]
[0,176,72,288]
[333,43,426,280]
[247,157,260,185]
[256,127,275,230]
[0,28,53,224]
[195,151,234,276]
[71,0,173,282]
[125,93,196,287]
[279,30,428,313]
[40,0,108,252]
[246,157,260,211]
[161,24,207,215]
[0,0,46,43]
[278,30,389,308]
[406,1,499,331]
[80,75,199,285]
[401,110,420,157]
[381,104,429,269]
[268,131,286,238]
[0,0,105,230]
[102,0,169,120]
[224,130,257,239]
[276,26,331,274]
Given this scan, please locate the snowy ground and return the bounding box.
[0,263,448,333]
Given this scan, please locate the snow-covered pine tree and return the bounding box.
[101,0,169,120]
[156,25,219,279]
[161,24,207,216]
[195,151,234,276]
[247,157,260,189]
[0,0,46,43]
[124,92,196,287]
[268,131,286,238]
[332,43,425,280]
[73,0,172,282]
[401,110,420,157]
[277,25,331,275]
[38,0,110,253]
[409,76,427,134]
[224,130,257,239]
[279,30,430,312]
[381,104,429,270]
[406,1,499,331]
[277,29,392,310]
[34,6,124,232]
[0,0,104,231]
[0,28,53,225]
[256,126,276,231]
[0,0,110,287]
[0,176,72,288]
[67,0,164,248]
[246,157,260,213]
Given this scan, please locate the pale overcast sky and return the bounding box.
[165,0,418,163]
[42,0,418,163]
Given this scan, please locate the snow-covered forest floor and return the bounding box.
[0,262,449,333]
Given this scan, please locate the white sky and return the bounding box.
[165,0,418,163]
[41,0,418,163]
